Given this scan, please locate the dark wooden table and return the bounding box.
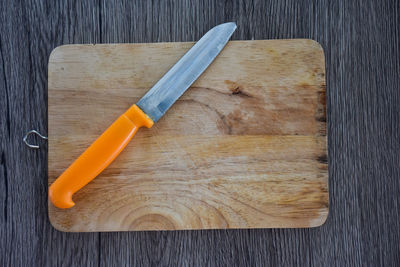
[1,1,399,266]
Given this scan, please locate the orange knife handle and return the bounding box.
[49,104,153,209]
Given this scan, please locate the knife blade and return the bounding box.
[49,22,237,209]
[138,22,237,122]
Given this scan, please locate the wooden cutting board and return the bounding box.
[48,40,328,232]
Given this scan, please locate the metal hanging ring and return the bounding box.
[23,130,48,149]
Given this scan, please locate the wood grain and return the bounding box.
[1,0,399,266]
[48,40,327,231]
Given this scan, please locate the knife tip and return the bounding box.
[213,22,237,35]
[221,22,237,29]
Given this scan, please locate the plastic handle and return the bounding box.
[49,104,154,209]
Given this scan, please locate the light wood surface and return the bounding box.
[48,40,327,232]
[4,1,399,265]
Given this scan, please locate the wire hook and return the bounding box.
[23,130,48,149]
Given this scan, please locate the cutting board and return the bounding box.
[48,40,328,232]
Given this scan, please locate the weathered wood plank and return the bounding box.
[0,1,100,266]
[0,0,399,266]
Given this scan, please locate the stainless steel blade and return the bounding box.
[137,22,237,122]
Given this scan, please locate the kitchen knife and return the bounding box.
[49,22,237,209]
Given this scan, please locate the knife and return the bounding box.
[49,22,237,209]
